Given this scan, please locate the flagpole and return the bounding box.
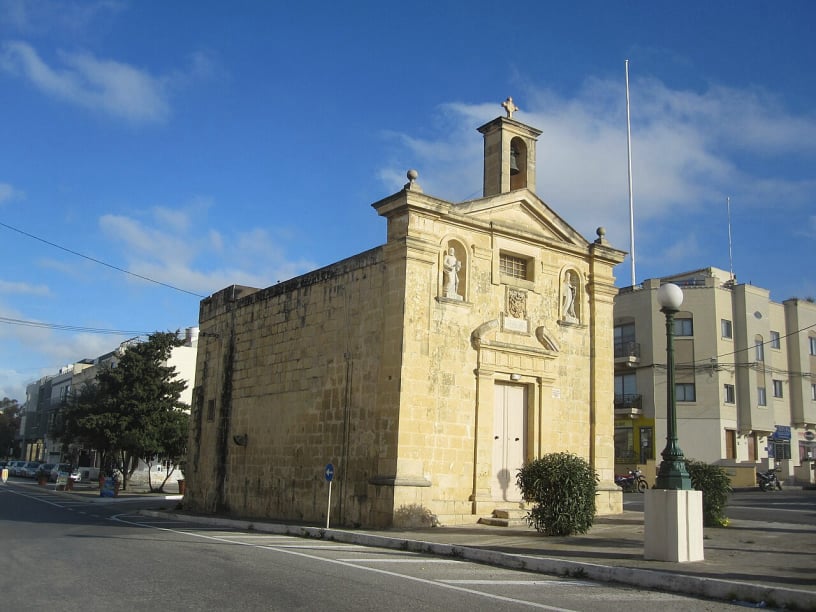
[625,59,636,287]
[727,196,734,281]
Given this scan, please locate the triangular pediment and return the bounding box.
[455,189,588,247]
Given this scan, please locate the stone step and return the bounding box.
[492,508,527,520]
[478,515,528,527]
[477,507,528,527]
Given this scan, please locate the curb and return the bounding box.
[140,510,815,610]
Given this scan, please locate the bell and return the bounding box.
[509,147,520,175]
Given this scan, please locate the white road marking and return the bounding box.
[440,580,596,587]
[339,558,460,563]
[110,513,579,611]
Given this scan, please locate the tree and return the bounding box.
[60,331,188,490]
[142,407,189,492]
[0,398,21,458]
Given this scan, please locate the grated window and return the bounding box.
[500,254,528,280]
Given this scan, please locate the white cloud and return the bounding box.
[99,206,317,296]
[0,41,170,122]
[0,182,23,204]
[0,0,126,35]
[379,77,816,250]
[0,280,50,296]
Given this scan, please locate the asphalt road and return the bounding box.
[1,480,750,611]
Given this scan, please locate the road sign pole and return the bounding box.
[324,462,335,529]
[326,480,332,529]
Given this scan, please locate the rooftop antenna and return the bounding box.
[727,196,734,282]
[625,59,636,287]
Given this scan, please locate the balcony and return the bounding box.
[614,341,640,366]
[614,393,643,419]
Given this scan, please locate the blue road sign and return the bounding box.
[325,463,334,482]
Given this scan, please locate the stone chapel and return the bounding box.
[185,102,626,527]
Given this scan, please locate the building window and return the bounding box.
[770,331,780,349]
[615,426,635,460]
[771,440,792,460]
[499,253,528,280]
[721,319,732,339]
[773,380,783,398]
[723,384,735,404]
[812,384,816,401]
[757,387,767,406]
[755,336,765,361]
[673,318,693,336]
[810,337,816,356]
[206,399,215,422]
[675,383,696,402]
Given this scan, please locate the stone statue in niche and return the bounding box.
[561,271,578,323]
[443,247,463,300]
[508,288,526,319]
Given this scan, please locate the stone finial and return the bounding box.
[404,169,422,192]
[502,96,519,119]
[595,226,608,245]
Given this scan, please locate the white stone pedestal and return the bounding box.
[644,489,704,562]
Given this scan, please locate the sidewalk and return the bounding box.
[53,483,815,609]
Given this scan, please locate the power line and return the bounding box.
[0,316,154,336]
[0,220,206,298]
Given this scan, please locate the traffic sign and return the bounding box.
[325,463,334,482]
[805,431,815,442]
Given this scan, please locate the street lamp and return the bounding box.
[654,283,692,490]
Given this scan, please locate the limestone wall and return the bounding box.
[186,248,402,527]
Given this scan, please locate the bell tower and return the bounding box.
[477,97,542,197]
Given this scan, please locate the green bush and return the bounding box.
[685,459,732,527]
[515,453,598,536]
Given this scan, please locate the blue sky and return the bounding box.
[1,1,814,403]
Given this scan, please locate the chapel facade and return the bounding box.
[185,103,626,527]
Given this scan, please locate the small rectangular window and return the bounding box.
[810,337,816,356]
[757,387,767,406]
[206,399,215,422]
[773,380,783,398]
[723,384,735,404]
[755,340,765,362]
[673,318,693,336]
[811,384,816,401]
[499,253,528,280]
[770,331,780,349]
[721,319,732,339]
[675,383,696,402]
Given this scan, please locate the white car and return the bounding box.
[51,463,81,483]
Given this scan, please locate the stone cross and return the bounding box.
[502,96,519,118]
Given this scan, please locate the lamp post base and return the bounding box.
[644,489,704,562]
[654,459,692,490]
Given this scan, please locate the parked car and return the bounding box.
[8,460,27,476]
[20,461,43,478]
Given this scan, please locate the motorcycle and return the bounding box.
[615,468,649,493]
[757,469,782,491]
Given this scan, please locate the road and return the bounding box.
[1,479,746,611]
[622,488,816,524]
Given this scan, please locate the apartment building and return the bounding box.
[20,328,199,466]
[614,267,816,485]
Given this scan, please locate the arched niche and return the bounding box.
[509,137,529,191]
[440,239,467,301]
[560,268,581,324]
